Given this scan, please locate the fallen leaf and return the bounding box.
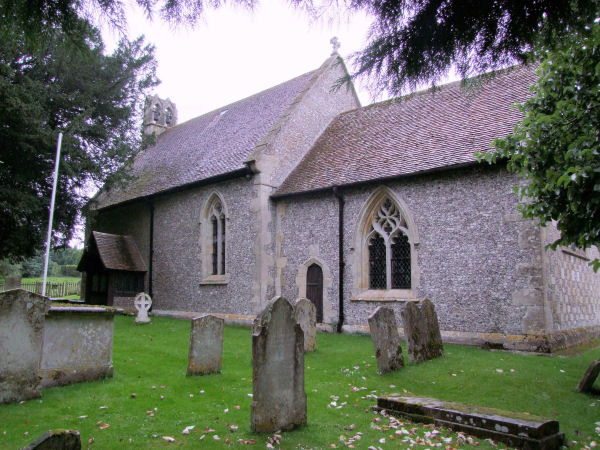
[162,436,175,442]
[99,406,108,409]
[213,435,220,440]
[182,426,194,434]
[99,423,110,430]
[234,405,241,409]
[78,415,87,419]
[131,393,137,398]
[229,425,239,432]
[88,438,94,444]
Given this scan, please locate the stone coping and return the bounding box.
[49,304,120,314]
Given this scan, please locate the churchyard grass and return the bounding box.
[0,315,598,449]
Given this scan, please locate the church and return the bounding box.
[79,50,600,352]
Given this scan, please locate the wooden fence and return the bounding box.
[0,281,81,298]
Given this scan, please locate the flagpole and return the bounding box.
[42,132,63,297]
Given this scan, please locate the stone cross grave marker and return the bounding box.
[368,306,404,374]
[576,360,600,394]
[251,296,307,432]
[187,314,224,375]
[134,292,152,324]
[0,290,50,404]
[294,298,317,352]
[401,299,443,364]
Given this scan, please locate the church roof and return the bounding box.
[93,61,329,210]
[274,65,537,197]
[78,231,147,272]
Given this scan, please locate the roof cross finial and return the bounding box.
[330,36,341,55]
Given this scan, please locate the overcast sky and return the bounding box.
[102,0,378,123]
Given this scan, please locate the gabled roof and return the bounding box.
[78,231,147,272]
[93,58,336,210]
[275,65,537,197]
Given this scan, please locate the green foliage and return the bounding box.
[486,20,600,270]
[0,317,598,448]
[348,0,598,95]
[0,16,158,260]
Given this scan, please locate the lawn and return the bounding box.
[0,315,599,449]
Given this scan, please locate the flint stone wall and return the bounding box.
[401,299,443,363]
[251,297,306,432]
[368,306,404,373]
[187,314,224,375]
[0,290,50,404]
[294,298,317,352]
[277,166,571,339]
[40,306,115,388]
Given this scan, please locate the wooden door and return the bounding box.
[306,263,323,323]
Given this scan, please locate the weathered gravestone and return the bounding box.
[23,430,81,450]
[5,275,22,290]
[0,290,50,404]
[294,298,317,352]
[134,292,152,324]
[187,314,224,375]
[251,296,307,432]
[401,299,443,364]
[368,306,404,374]
[576,360,600,394]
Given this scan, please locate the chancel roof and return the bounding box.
[78,231,147,272]
[93,66,323,209]
[275,65,537,197]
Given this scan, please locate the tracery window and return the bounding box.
[165,108,173,126]
[367,198,411,289]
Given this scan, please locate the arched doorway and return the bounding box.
[306,263,323,323]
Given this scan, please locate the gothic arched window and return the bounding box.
[366,198,411,289]
[165,108,173,126]
[207,197,226,276]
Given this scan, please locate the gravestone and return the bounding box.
[251,296,306,432]
[5,275,22,290]
[0,290,50,404]
[294,298,317,352]
[576,360,600,394]
[401,299,443,364]
[23,430,81,450]
[134,292,152,324]
[368,306,404,374]
[187,314,224,375]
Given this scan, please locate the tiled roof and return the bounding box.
[93,67,322,209]
[92,231,146,272]
[275,65,537,197]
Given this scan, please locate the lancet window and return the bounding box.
[208,197,226,275]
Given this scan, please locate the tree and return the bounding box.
[485,19,600,269]
[0,17,158,260]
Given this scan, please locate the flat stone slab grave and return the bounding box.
[23,430,81,450]
[375,395,564,449]
[576,360,600,394]
[187,314,224,375]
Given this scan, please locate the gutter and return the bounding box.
[333,186,345,333]
[148,201,154,301]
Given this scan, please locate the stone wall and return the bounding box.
[94,177,259,315]
[276,165,568,338]
[541,224,600,332]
